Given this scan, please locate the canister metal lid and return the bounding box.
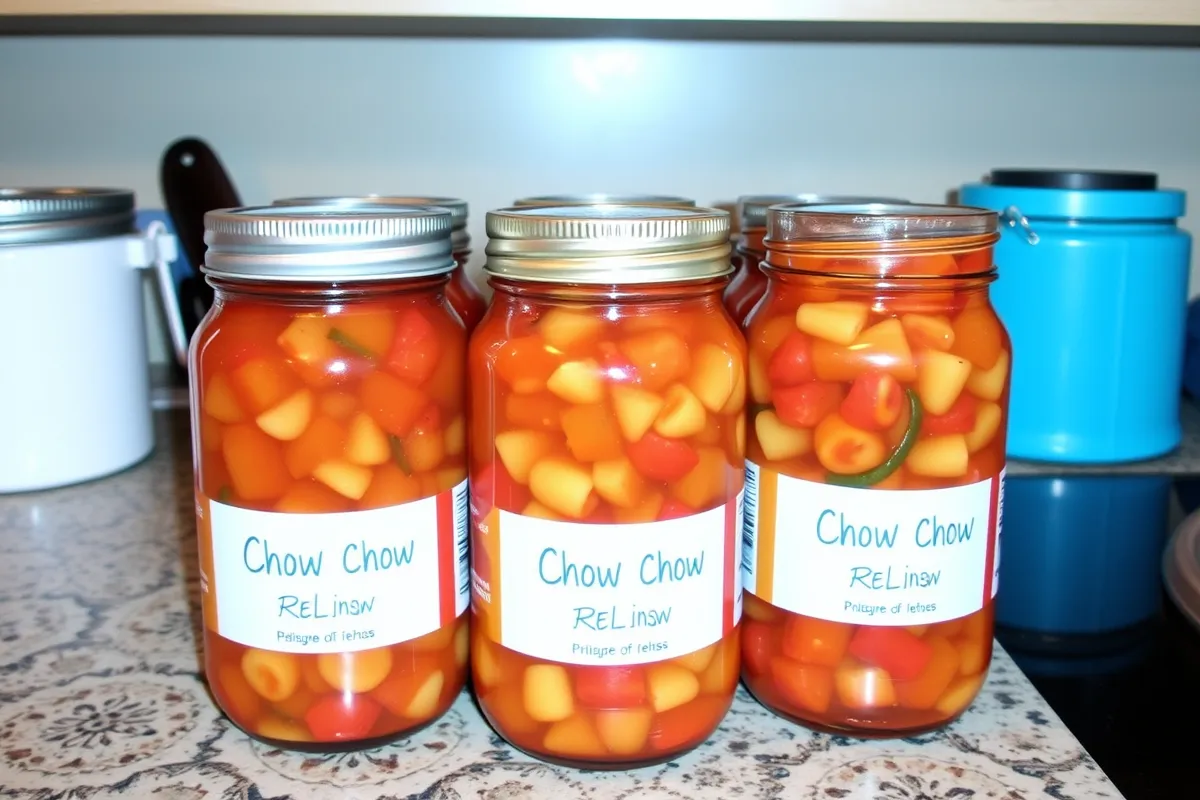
[738,194,910,231]
[272,195,471,254]
[767,203,998,243]
[0,188,135,245]
[485,204,731,285]
[203,204,456,282]
[512,193,696,209]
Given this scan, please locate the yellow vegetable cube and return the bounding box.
[934,674,985,716]
[613,491,664,523]
[444,415,466,457]
[404,670,446,718]
[596,708,652,755]
[917,349,973,415]
[257,715,312,742]
[256,389,313,441]
[528,457,595,519]
[687,344,738,412]
[647,663,700,712]
[611,385,665,442]
[204,373,245,423]
[524,664,574,722]
[653,383,707,438]
[543,715,605,757]
[852,318,917,382]
[345,412,390,465]
[907,435,969,478]
[317,646,393,693]
[277,315,336,366]
[546,359,605,404]
[522,500,564,520]
[241,648,300,701]
[901,313,956,351]
[965,349,1009,401]
[755,409,812,462]
[795,301,870,345]
[671,446,727,510]
[592,458,646,509]
[732,414,746,458]
[834,665,896,709]
[539,308,605,352]
[673,642,717,673]
[965,402,1003,453]
[473,633,503,688]
[495,429,556,485]
[312,459,374,500]
[748,354,772,404]
[454,622,469,669]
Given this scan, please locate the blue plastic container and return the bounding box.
[997,475,1170,637]
[961,170,1191,464]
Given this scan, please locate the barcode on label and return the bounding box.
[742,463,759,596]
[453,480,470,615]
[992,469,1005,598]
[733,486,745,622]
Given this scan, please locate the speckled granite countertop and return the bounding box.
[0,411,1120,799]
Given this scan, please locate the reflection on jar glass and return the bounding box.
[189,204,470,750]
[740,202,1008,736]
[469,204,744,767]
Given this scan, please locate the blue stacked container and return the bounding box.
[961,170,1190,463]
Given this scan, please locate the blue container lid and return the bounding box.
[961,168,1186,221]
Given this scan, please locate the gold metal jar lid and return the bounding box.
[203,204,456,282]
[511,193,696,209]
[484,204,731,285]
[767,203,998,246]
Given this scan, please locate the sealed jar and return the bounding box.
[469,205,745,767]
[741,203,1008,736]
[190,204,469,749]
[512,193,696,209]
[274,195,487,331]
[725,194,908,326]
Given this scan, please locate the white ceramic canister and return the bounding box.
[0,188,181,493]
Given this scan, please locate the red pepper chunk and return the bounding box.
[766,331,815,387]
[304,694,383,742]
[627,432,700,483]
[772,381,844,428]
[840,371,904,431]
[847,626,933,681]
[386,308,440,385]
[574,665,647,708]
[921,392,978,437]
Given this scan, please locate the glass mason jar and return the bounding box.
[189,204,470,750]
[273,195,488,331]
[740,203,1009,736]
[511,193,696,209]
[725,195,908,326]
[469,205,745,767]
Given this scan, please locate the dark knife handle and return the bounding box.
[159,137,243,341]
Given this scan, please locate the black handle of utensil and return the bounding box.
[159,137,243,343]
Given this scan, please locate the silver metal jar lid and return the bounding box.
[512,193,697,209]
[484,204,731,285]
[203,204,456,283]
[738,194,909,231]
[272,195,471,252]
[0,188,135,246]
[767,203,998,243]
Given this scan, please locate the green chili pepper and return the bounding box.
[328,327,375,360]
[216,486,234,504]
[825,388,923,488]
[389,435,412,475]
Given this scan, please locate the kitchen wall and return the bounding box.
[2,35,1199,364]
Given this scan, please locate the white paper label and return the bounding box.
[745,466,1000,626]
[495,504,731,666]
[207,481,468,654]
